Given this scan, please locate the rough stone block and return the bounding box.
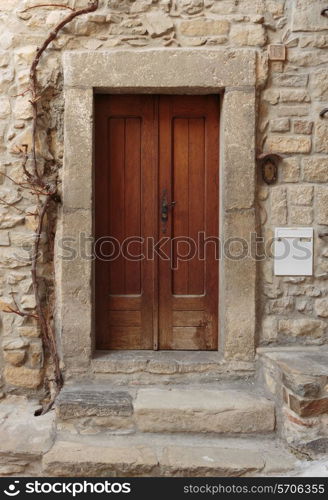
[315,122,328,153]
[315,298,328,318]
[288,49,328,67]
[4,365,42,389]
[280,89,310,103]
[280,157,300,183]
[0,230,10,246]
[266,136,312,154]
[303,157,328,182]
[56,390,133,419]
[210,0,238,14]
[160,445,264,477]
[289,394,328,418]
[292,0,328,32]
[230,24,266,46]
[276,106,309,117]
[262,88,280,105]
[266,298,294,315]
[270,118,290,132]
[283,373,324,399]
[3,349,26,367]
[290,206,313,224]
[261,316,278,344]
[289,186,313,206]
[278,319,327,339]
[43,441,158,477]
[272,73,308,87]
[271,186,287,225]
[0,96,10,118]
[134,388,275,434]
[259,348,328,398]
[316,186,328,225]
[178,0,204,15]
[293,120,313,135]
[2,338,29,350]
[300,34,328,48]
[180,19,230,36]
[310,70,328,100]
[142,10,174,37]
[17,325,40,338]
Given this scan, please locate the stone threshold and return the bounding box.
[91,350,255,377]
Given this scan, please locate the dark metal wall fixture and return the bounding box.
[257,153,282,185]
[319,108,328,119]
[321,8,328,16]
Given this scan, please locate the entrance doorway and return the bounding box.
[95,95,219,350]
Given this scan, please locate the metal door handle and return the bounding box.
[161,190,176,222]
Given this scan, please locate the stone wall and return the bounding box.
[258,1,328,347]
[0,0,327,396]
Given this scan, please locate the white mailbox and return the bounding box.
[274,227,313,276]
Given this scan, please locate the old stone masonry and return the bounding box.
[0,0,328,477]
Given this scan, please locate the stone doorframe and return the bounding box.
[59,48,257,375]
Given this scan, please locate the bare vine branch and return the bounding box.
[2,0,100,414]
[0,197,37,216]
[4,292,39,320]
[29,0,99,182]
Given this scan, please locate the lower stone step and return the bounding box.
[42,434,296,477]
[134,388,275,434]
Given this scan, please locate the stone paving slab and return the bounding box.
[0,396,55,476]
[43,441,158,477]
[42,434,297,477]
[134,388,275,434]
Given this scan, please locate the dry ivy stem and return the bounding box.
[0,1,99,414]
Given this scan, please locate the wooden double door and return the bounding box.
[95,95,219,350]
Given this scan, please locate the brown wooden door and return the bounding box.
[95,95,219,350]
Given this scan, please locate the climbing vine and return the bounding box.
[1,0,99,413]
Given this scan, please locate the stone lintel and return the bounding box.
[64,48,257,90]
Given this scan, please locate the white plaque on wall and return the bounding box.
[274,227,313,276]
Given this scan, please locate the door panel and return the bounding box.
[158,95,219,350]
[172,117,205,295]
[95,94,219,350]
[95,95,157,350]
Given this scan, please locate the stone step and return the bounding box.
[91,351,255,385]
[56,389,135,435]
[56,386,275,436]
[42,434,296,477]
[134,388,275,434]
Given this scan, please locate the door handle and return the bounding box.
[161,190,176,222]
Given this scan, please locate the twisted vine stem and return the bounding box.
[2,0,99,414]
